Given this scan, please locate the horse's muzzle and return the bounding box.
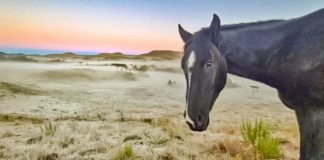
[184,113,209,132]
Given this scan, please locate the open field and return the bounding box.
[0,55,299,160]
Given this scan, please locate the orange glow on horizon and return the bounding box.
[0,2,183,54]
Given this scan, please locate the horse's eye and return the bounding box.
[207,61,212,68]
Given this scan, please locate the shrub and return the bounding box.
[241,119,270,145]
[240,119,282,159]
[256,136,281,159]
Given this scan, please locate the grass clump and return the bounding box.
[0,82,42,95]
[240,119,282,159]
[0,113,43,124]
[40,120,57,136]
[112,144,134,160]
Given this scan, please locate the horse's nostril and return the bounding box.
[196,114,204,129]
[197,114,203,121]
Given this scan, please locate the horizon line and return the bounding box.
[0,47,182,55]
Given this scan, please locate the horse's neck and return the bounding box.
[216,22,291,88]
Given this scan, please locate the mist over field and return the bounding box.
[2,1,323,159]
[0,52,298,159]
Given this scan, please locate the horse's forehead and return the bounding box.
[186,51,196,68]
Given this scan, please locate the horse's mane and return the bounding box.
[220,20,284,31]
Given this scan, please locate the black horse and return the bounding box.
[179,8,324,160]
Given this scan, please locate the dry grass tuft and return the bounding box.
[277,123,300,140]
[150,117,183,140]
[2,130,14,138]
[203,140,259,160]
[123,135,142,142]
[59,136,75,148]
[37,153,58,160]
[149,137,169,146]
[27,136,43,144]
[217,125,240,135]
[40,120,57,136]
[112,144,134,160]
[0,151,4,159]
[132,64,149,72]
[141,118,153,124]
[79,145,107,156]
[157,152,178,160]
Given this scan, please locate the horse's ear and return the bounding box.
[209,14,221,40]
[178,24,193,42]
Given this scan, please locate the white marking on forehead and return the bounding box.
[185,51,196,127]
[187,51,196,70]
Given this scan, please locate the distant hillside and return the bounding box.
[46,52,80,58]
[97,52,132,60]
[135,50,182,60]
[0,52,5,58]
[0,50,183,61]
[0,52,6,60]
[0,51,37,62]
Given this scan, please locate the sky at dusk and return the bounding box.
[1,0,324,54]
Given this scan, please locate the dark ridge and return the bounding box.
[135,50,182,60]
[62,52,77,55]
[46,52,79,58]
[98,52,124,56]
